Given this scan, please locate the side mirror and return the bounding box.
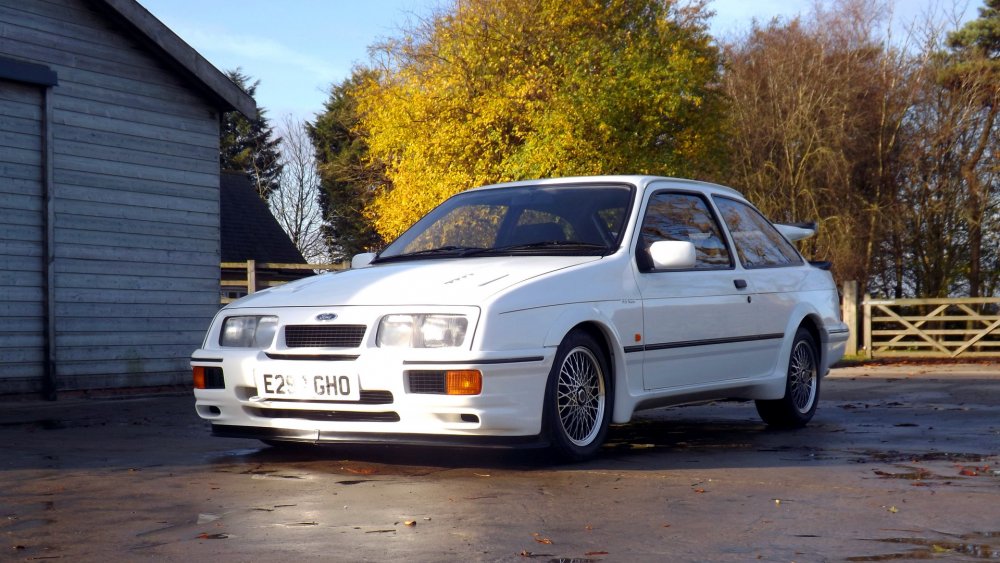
[648,240,696,269]
[351,252,376,269]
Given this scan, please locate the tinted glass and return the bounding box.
[640,192,731,269]
[378,184,634,259]
[714,197,802,268]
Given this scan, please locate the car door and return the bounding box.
[712,196,810,370]
[633,190,766,390]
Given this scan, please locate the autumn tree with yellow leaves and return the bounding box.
[352,0,726,239]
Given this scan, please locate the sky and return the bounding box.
[136,0,979,126]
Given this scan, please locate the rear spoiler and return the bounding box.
[775,222,817,242]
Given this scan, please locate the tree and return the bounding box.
[717,0,916,287]
[308,72,385,259]
[941,0,1000,297]
[355,0,727,239]
[270,116,327,262]
[220,69,283,201]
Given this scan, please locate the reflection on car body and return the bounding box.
[191,176,849,461]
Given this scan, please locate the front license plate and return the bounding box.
[254,365,360,401]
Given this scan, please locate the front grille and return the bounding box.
[284,325,366,348]
[408,371,446,394]
[249,408,400,423]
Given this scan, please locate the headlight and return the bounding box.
[219,315,279,348]
[377,314,468,348]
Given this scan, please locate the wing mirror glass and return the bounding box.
[648,240,696,269]
[351,252,376,269]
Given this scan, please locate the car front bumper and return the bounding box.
[192,349,555,445]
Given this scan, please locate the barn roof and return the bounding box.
[220,172,307,264]
[95,0,256,118]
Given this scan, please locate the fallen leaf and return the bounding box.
[959,467,979,477]
[345,466,377,475]
[887,506,899,514]
[585,524,593,531]
[531,532,553,544]
[694,488,706,494]
[518,550,533,557]
[196,533,230,539]
[404,520,416,527]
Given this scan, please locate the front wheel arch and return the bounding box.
[542,328,614,462]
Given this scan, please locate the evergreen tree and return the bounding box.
[221,69,283,201]
[942,0,1000,297]
[307,72,385,259]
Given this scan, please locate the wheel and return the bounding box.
[755,327,820,428]
[543,329,612,462]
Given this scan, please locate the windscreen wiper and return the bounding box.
[476,240,610,254]
[371,246,485,264]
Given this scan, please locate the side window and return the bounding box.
[639,192,731,269]
[713,197,802,268]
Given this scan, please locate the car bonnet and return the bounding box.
[225,255,602,308]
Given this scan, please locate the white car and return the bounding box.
[192,176,849,461]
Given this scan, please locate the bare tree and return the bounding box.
[717,0,905,285]
[270,116,328,263]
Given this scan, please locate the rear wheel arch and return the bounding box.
[796,315,824,372]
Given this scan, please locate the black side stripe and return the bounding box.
[191,357,223,363]
[624,333,785,353]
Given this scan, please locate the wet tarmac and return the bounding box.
[1,363,998,561]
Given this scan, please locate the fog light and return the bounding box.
[445,370,482,395]
[193,366,224,389]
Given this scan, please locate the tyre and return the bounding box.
[755,327,820,428]
[543,329,612,462]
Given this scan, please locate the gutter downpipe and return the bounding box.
[41,85,57,401]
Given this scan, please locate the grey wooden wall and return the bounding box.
[0,81,45,386]
[0,0,223,392]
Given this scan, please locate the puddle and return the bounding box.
[850,450,989,464]
[872,467,950,480]
[0,419,67,430]
[848,532,1000,561]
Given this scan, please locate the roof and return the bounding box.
[220,172,307,264]
[475,175,746,198]
[95,0,256,118]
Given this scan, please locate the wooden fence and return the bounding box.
[218,272,1000,358]
[844,289,1000,358]
[220,260,347,304]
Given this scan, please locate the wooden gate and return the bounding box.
[862,297,1000,358]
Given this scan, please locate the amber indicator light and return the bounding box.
[445,370,482,395]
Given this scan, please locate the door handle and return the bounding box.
[733,279,748,290]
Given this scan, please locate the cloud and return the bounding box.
[170,21,340,82]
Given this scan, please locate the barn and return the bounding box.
[0,0,256,397]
